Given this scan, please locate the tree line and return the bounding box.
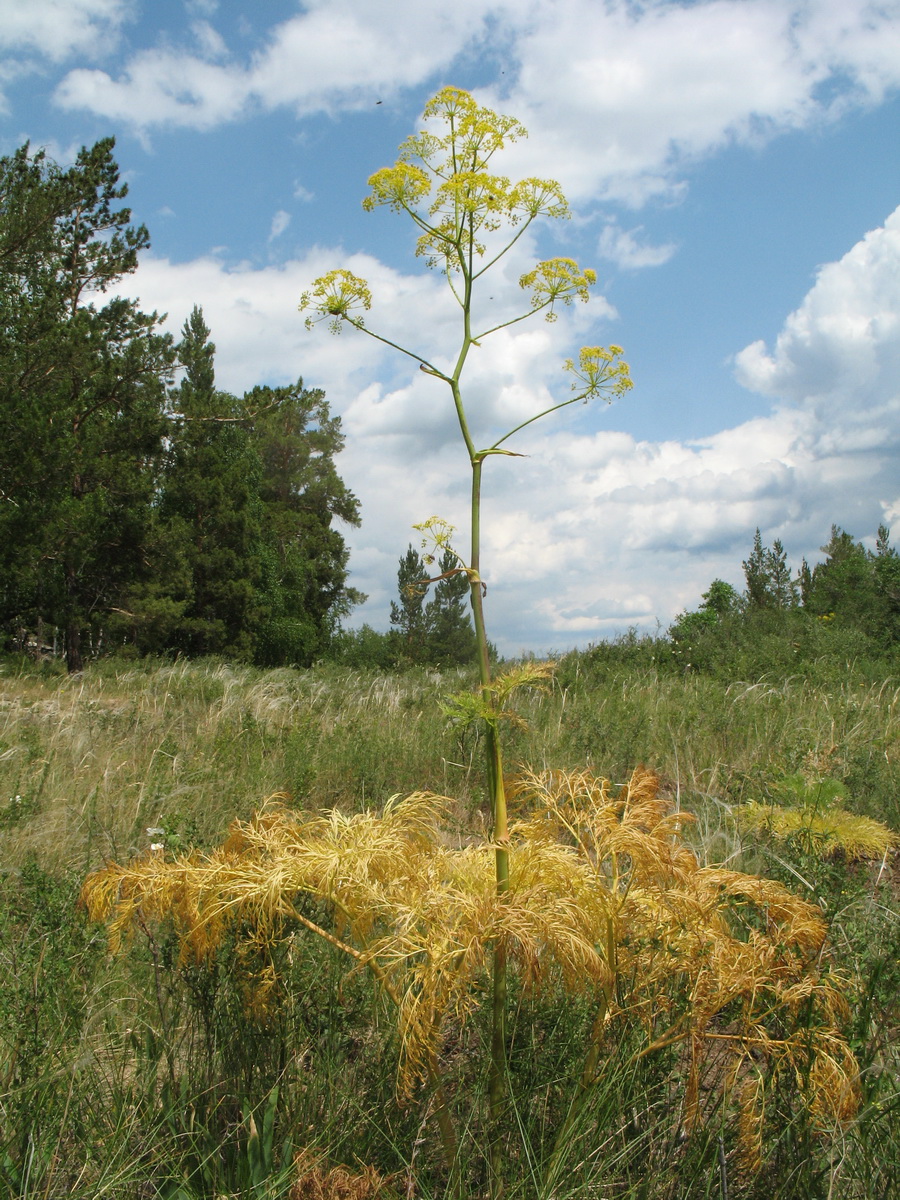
[666,524,900,674]
[0,139,362,671]
[347,524,900,676]
[4,141,894,680]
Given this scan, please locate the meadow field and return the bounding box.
[1,649,897,1199]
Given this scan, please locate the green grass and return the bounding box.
[0,651,897,1197]
[0,658,479,871]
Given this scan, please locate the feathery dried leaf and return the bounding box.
[735,799,898,860]
[83,767,860,1157]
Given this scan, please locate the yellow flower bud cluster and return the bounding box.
[299,269,372,333]
[359,88,572,279]
[412,515,459,565]
[519,259,598,321]
[563,345,634,400]
[363,162,431,214]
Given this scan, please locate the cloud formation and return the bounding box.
[54,0,503,128]
[486,0,900,203]
[47,1,900,206]
[0,0,128,62]
[597,223,678,270]
[268,210,291,241]
[735,208,900,416]
[124,204,900,651]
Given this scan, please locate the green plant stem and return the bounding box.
[467,447,510,1199]
[463,331,510,1200]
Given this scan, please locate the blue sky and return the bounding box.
[3,0,900,652]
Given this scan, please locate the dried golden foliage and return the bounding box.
[510,769,859,1137]
[290,1150,399,1200]
[735,798,898,860]
[737,1070,766,1175]
[82,767,860,1159]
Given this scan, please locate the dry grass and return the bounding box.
[1,656,896,874]
[0,659,471,870]
[1,654,898,1198]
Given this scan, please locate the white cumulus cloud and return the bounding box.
[479,0,900,204]
[598,223,678,270]
[55,0,507,129]
[121,204,900,652]
[51,1,900,208]
[0,0,129,61]
[0,0,131,108]
[734,207,900,414]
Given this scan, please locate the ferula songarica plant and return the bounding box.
[301,93,633,1184]
[83,88,860,1197]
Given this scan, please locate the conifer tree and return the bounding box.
[873,523,900,645]
[158,307,264,659]
[767,537,798,607]
[389,545,478,666]
[742,529,770,608]
[389,545,430,661]
[249,379,362,665]
[806,524,899,643]
[146,313,362,664]
[0,139,173,669]
[742,529,797,609]
[424,548,478,666]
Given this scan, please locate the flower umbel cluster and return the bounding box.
[564,344,634,401]
[300,269,372,334]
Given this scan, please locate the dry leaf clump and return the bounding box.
[82,766,860,1158]
[290,1150,399,1200]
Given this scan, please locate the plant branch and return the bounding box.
[471,215,536,281]
[490,391,592,450]
[342,318,449,380]
[472,296,554,342]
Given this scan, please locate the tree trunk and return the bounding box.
[65,619,83,673]
[65,562,83,672]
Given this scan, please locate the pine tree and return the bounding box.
[143,315,363,665]
[248,379,363,666]
[797,557,813,607]
[767,538,798,608]
[389,546,477,666]
[742,529,797,609]
[872,524,900,645]
[425,549,478,666]
[806,525,898,644]
[0,139,173,670]
[389,545,430,661]
[157,308,265,659]
[742,529,770,608]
